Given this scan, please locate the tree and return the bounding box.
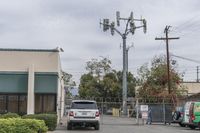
[86,57,111,78]
[79,73,101,98]
[79,58,136,99]
[137,55,186,98]
[62,71,76,97]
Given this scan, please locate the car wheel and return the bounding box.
[188,125,196,130]
[178,122,186,127]
[94,123,100,130]
[67,123,72,130]
[172,111,180,121]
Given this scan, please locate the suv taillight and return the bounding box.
[69,111,74,116]
[95,111,100,117]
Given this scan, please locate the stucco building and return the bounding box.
[0,48,64,121]
[181,82,200,95]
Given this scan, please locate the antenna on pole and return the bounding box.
[116,11,120,26]
[100,11,147,116]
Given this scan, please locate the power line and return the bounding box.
[172,13,200,33]
[170,54,200,64]
[170,13,200,38]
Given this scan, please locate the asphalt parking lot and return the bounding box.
[48,115,199,133]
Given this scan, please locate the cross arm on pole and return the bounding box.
[155,37,180,40]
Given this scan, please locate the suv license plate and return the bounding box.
[82,112,87,115]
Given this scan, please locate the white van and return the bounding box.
[183,101,193,124]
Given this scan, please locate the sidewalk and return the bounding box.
[57,116,68,130]
[48,116,67,132]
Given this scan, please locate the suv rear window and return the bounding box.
[71,102,97,109]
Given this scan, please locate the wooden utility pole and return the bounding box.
[197,66,199,82]
[155,26,179,94]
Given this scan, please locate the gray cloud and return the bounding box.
[0,0,200,83]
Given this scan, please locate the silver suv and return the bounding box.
[67,100,100,130]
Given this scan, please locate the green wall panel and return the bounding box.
[0,72,58,94]
[0,73,28,93]
[34,74,58,93]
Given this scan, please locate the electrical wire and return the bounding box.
[170,54,200,64]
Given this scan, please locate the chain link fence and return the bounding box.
[65,95,200,125]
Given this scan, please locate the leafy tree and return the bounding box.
[62,71,76,97]
[86,57,111,78]
[79,73,101,98]
[137,55,186,98]
[79,58,136,99]
[62,71,76,86]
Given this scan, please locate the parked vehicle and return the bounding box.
[66,100,100,130]
[172,106,185,127]
[182,101,200,129]
[188,102,200,129]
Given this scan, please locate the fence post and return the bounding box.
[163,99,166,124]
[101,97,104,124]
[136,98,139,125]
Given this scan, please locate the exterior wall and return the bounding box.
[0,49,64,123]
[0,51,59,72]
[181,82,200,95]
[27,65,35,114]
[56,53,65,123]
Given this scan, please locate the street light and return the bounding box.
[100,11,147,116]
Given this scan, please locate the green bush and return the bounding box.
[0,113,20,118]
[0,118,48,133]
[23,114,57,131]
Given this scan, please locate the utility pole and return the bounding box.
[155,26,179,94]
[197,66,199,82]
[100,12,147,115]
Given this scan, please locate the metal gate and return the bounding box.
[135,98,174,124]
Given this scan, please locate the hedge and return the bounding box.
[0,113,20,119]
[22,114,57,131]
[0,118,48,133]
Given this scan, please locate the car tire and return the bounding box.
[188,125,196,130]
[67,123,72,130]
[94,123,100,130]
[172,111,180,121]
[178,122,186,127]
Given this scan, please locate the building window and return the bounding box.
[35,94,56,113]
[43,95,56,113]
[0,94,27,114]
[0,95,6,113]
[8,95,18,113]
[19,95,27,114]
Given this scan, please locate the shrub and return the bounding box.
[0,118,48,133]
[23,114,57,131]
[0,113,20,119]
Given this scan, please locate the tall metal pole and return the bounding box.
[122,34,127,115]
[100,11,147,116]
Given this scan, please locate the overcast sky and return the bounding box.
[1,0,200,84]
